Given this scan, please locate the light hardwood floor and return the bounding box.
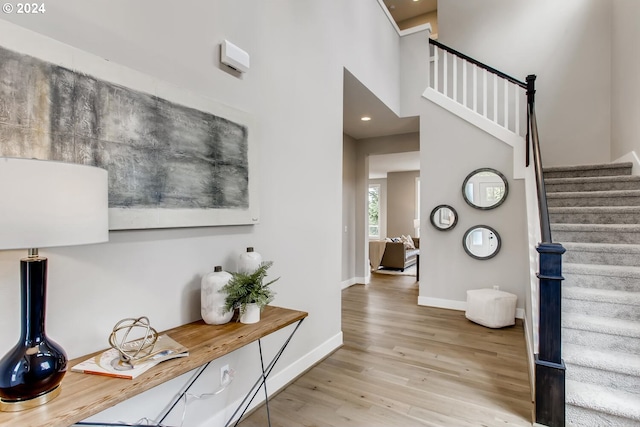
[240,273,533,426]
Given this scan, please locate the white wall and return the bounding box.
[342,134,357,285]
[611,0,640,162]
[0,1,403,424]
[386,170,420,238]
[417,103,529,312]
[438,0,612,167]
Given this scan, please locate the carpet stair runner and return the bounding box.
[544,162,640,426]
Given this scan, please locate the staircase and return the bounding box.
[545,162,640,426]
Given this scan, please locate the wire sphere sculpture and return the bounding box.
[108,316,158,363]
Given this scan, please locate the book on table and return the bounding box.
[71,334,189,379]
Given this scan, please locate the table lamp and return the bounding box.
[0,157,108,411]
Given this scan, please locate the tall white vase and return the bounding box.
[238,247,262,273]
[201,266,233,325]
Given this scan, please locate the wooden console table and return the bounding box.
[0,306,307,427]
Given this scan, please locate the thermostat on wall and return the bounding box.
[221,40,250,73]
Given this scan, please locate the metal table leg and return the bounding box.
[225,318,304,427]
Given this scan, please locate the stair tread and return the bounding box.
[547,189,640,198]
[549,206,640,213]
[566,379,640,421]
[562,242,640,253]
[544,162,633,172]
[563,286,640,306]
[552,223,640,232]
[563,313,640,338]
[564,262,640,278]
[563,343,640,376]
[546,175,640,184]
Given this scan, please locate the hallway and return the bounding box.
[240,274,533,426]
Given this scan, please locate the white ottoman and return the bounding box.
[465,288,517,328]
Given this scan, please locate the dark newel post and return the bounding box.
[535,243,566,427]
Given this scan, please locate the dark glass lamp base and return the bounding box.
[0,256,67,412]
[0,337,67,412]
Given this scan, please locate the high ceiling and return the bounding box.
[382,0,438,29]
[342,2,435,177]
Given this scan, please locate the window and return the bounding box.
[368,184,380,239]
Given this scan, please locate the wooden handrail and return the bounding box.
[526,75,552,243]
[429,38,527,89]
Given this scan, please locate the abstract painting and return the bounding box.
[0,39,257,230]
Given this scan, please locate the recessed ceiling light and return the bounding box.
[361,116,371,121]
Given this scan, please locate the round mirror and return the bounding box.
[462,225,501,260]
[430,205,458,231]
[462,168,508,210]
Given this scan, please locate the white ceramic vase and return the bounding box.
[238,247,262,274]
[201,266,234,325]
[240,303,261,324]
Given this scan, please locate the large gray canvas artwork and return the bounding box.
[0,45,254,229]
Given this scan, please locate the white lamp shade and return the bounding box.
[0,157,109,250]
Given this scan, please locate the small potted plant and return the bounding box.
[222,261,279,324]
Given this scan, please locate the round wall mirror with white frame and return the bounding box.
[462,168,508,210]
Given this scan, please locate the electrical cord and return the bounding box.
[77,368,235,427]
[175,368,235,427]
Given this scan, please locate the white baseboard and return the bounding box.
[418,296,467,311]
[341,278,356,289]
[418,296,525,319]
[196,331,343,427]
[613,150,640,176]
[341,277,367,289]
[265,331,343,397]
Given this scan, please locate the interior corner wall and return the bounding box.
[342,134,357,283]
[437,0,612,167]
[611,0,640,161]
[386,171,419,238]
[0,1,403,425]
[419,102,529,311]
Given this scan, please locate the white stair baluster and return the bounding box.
[493,74,498,123]
[515,87,520,135]
[504,79,509,129]
[443,51,448,97]
[453,56,457,102]
[463,61,467,108]
[483,70,488,118]
[433,47,439,91]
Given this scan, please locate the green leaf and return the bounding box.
[222,262,279,317]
